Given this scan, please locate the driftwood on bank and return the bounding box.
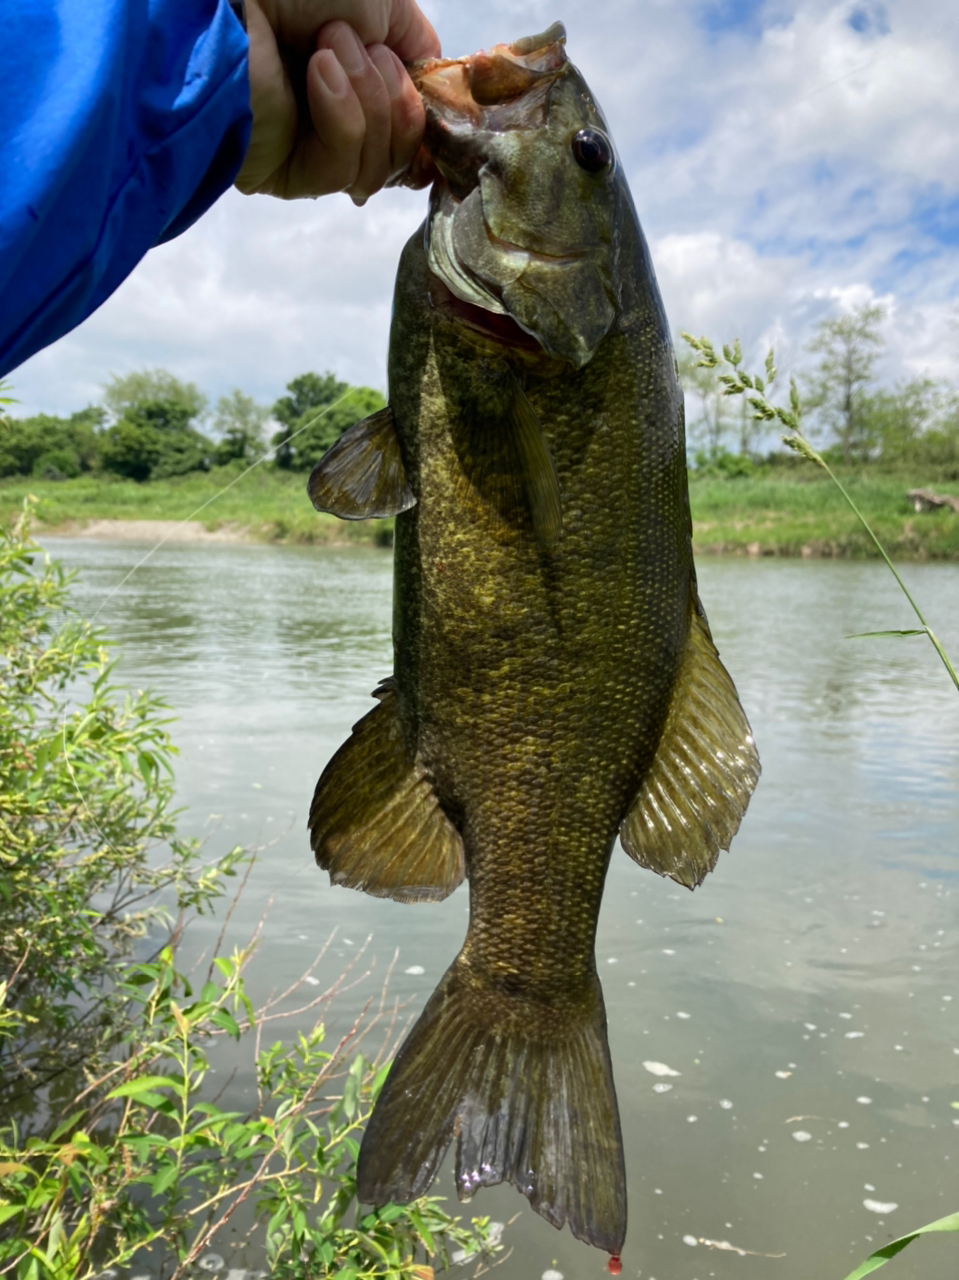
[906,488,959,513]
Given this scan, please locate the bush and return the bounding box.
[691,446,757,478]
[0,501,241,1126]
[0,505,502,1278]
[0,410,103,479]
[0,946,498,1280]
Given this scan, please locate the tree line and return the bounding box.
[3,301,958,485]
[0,369,384,482]
[680,302,959,477]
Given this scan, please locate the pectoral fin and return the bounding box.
[309,679,465,903]
[307,406,415,520]
[620,597,760,889]
[450,380,561,548]
[509,382,562,548]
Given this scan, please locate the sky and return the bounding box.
[9,0,959,426]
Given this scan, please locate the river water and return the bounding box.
[44,536,958,1280]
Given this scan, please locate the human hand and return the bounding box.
[235,0,439,201]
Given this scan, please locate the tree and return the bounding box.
[212,388,270,465]
[860,378,959,474]
[804,302,886,464]
[271,372,385,469]
[0,407,104,479]
[99,368,212,481]
[102,368,207,424]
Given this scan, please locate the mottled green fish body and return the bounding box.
[307,21,759,1256]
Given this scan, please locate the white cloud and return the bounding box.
[8,0,959,419]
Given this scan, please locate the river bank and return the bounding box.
[3,465,958,558]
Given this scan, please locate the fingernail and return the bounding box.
[332,24,366,76]
[316,50,348,96]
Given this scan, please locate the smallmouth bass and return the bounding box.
[307,22,759,1256]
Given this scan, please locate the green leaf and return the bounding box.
[840,1210,959,1280]
[210,1008,241,1039]
[370,1061,391,1099]
[106,1075,178,1099]
[150,1163,179,1196]
[846,630,927,640]
[49,1111,86,1143]
[377,1203,406,1223]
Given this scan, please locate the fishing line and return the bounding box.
[57,387,367,863]
[85,386,364,626]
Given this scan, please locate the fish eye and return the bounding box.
[571,128,612,175]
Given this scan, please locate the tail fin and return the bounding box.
[357,960,626,1253]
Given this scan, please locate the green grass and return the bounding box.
[3,463,958,559]
[689,466,959,559]
[0,465,394,546]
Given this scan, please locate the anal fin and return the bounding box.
[309,680,465,902]
[307,405,415,520]
[620,596,760,889]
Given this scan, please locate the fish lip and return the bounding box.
[409,24,567,115]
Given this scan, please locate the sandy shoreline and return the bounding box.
[45,518,254,543]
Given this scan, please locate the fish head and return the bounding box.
[412,23,626,369]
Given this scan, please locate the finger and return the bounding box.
[262,0,440,62]
[383,0,441,62]
[319,23,392,202]
[368,46,425,184]
[281,45,367,198]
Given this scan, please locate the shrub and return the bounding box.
[0,504,502,1278]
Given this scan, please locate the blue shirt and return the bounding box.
[1,0,251,378]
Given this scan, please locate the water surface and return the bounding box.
[45,537,959,1280]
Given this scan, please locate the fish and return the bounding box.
[306,21,760,1257]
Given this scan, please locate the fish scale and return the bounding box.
[306,20,759,1256]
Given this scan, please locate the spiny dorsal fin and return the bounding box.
[307,405,415,520]
[620,596,760,889]
[509,381,562,547]
[309,679,465,903]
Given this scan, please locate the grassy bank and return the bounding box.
[2,463,958,559]
[689,466,959,559]
[0,465,394,546]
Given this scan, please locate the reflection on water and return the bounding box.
[44,538,959,1280]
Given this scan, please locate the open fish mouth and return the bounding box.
[409,22,568,119]
[409,22,620,368]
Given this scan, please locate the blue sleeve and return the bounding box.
[0,0,251,379]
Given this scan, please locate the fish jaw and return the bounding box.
[411,25,623,369]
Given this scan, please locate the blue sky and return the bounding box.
[10,0,959,426]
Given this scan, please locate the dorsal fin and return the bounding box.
[620,596,760,889]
